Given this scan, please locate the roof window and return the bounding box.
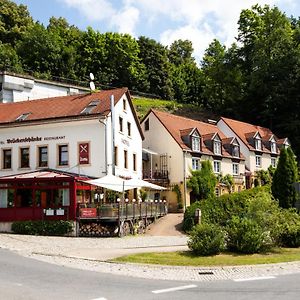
[16,112,31,121]
[81,100,100,114]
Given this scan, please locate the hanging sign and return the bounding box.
[79,142,90,165]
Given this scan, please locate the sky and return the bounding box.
[12,0,300,63]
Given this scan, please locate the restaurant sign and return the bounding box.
[79,208,97,218]
[79,142,90,165]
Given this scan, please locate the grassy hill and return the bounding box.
[132,96,219,123]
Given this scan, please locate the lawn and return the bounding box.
[112,248,300,266]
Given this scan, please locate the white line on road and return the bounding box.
[152,284,197,294]
[90,298,107,300]
[234,276,276,282]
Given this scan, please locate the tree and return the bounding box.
[0,0,33,45]
[137,36,173,99]
[187,160,217,200]
[272,147,298,208]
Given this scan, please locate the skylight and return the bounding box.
[81,100,100,114]
[16,112,31,121]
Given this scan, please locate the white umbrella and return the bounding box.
[125,178,166,190]
[85,174,131,192]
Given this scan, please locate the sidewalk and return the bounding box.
[1,233,300,282]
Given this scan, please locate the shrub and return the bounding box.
[226,216,267,254]
[182,201,202,232]
[12,220,73,236]
[188,223,225,256]
[271,209,300,247]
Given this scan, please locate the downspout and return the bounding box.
[110,95,116,175]
[183,150,187,211]
[99,116,107,175]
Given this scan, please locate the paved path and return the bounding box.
[145,213,185,236]
[1,233,300,282]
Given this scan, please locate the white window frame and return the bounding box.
[255,137,262,151]
[191,136,200,152]
[255,155,262,168]
[213,161,221,173]
[232,144,239,157]
[214,140,222,155]
[271,157,276,168]
[232,163,239,176]
[270,141,277,153]
[192,158,200,170]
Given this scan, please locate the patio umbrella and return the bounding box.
[85,174,132,193]
[125,178,166,190]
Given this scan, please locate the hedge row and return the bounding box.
[11,220,73,236]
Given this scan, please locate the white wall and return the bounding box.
[0,74,87,103]
[0,98,143,179]
[142,112,184,183]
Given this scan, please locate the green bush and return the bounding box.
[188,223,225,256]
[226,216,267,254]
[182,201,202,232]
[271,209,300,247]
[12,220,73,236]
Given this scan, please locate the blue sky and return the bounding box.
[13,0,300,63]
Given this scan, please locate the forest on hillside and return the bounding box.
[1,0,300,159]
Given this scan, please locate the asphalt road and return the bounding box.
[1,248,300,300]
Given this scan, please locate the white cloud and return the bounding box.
[61,0,116,22]
[111,5,140,36]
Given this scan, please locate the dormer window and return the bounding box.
[191,136,200,152]
[16,112,31,121]
[255,136,262,151]
[81,100,99,114]
[270,140,277,153]
[213,135,222,155]
[232,144,240,157]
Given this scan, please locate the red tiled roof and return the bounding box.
[151,109,243,159]
[220,117,280,154]
[0,88,128,124]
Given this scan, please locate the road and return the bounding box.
[1,248,300,300]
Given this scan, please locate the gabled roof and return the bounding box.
[148,109,243,159]
[0,87,144,139]
[180,127,198,137]
[220,117,282,154]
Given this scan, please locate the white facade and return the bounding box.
[0,94,143,180]
[0,72,88,103]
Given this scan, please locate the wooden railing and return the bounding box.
[78,202,168,220]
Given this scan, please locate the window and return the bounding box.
[16,112,30,121]
[192,158,200,170]
[127,122,131,137]
[124,150,128,169]
[123,99,127,111]
[213,161,221,173]
[255,137,262,150]
[255,155,262,168]
[114,146,118,166]
[270,141,277,153]
[232,163,239,175]
[38,146,48,167]
[144,119,149,131]
[2,149,12,169]
[20,147,29,168]
[232,145,239,157]
[191,136,200,152]
[80,100,99,114]
[133,153,137,171]
[119,117,123,133]
[58,145,68,166]
[271,157,276,168]
[214,140,222,155]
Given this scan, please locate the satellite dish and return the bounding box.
[89,81,95,91]
[89,72,95,81]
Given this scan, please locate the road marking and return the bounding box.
[152,284,197,294]
[90,298,107,300]
[234,276,276,282]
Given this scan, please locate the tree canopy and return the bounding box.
[1,0,300,159]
